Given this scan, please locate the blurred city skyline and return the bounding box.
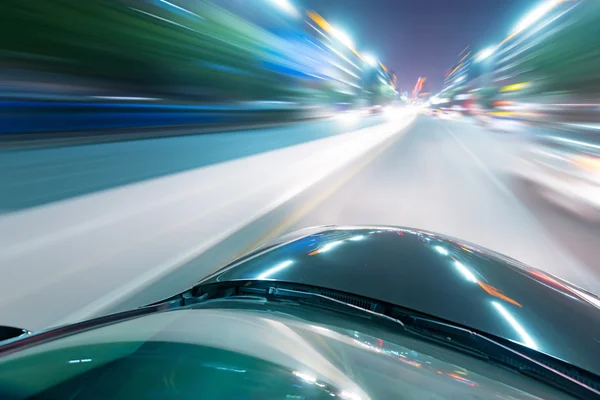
[303,0,536,91]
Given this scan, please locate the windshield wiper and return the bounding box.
[178,280,600,400]
[264,286,406,326]
[398,316,600,399]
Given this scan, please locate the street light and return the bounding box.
[331,27,354,48]
[269,0,299,17]
[362,53,377,67]
[512,0,562,35]
[475,47,495,63]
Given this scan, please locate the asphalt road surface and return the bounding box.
[2,113,600,330]
[291,115,600,295]
[0,114,398,329]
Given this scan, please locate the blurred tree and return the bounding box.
[0,0,305,100]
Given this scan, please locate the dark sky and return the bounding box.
[300,0,536,92]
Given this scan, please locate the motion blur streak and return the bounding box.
[3,0,600,331]
[0,114,416,329]
[0,0,397,133]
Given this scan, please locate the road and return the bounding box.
[291,115,600,294]
[0,113,403,330]
[1,112,600,330]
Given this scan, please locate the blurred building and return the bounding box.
[443,46,472,93]
[412,77,425,100]
[434,46,473,111]
[389,70,398,87]
[487,0,585,117]
[443,0,595,116]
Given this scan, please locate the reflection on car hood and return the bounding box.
[198,226,600,377]
[0,303,573,400]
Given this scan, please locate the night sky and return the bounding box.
[301,0,537,93]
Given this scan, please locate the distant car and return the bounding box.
[1,226,599,399]
[514,125,600,220]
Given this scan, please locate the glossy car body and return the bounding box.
[200,226,600,372]
[0,226,599,399]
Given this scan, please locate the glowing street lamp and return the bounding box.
[512,0,562,36]
[362,53,377,67]
[269,0,299,17]
[475,47,495,63]
[331,27,354,48]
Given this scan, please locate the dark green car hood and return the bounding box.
[198,226,600,377]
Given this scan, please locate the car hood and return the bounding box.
[0,303,574,400]
[197,226,600,376]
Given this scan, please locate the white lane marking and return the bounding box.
[440,123,514,199]
[439,121,599,292]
